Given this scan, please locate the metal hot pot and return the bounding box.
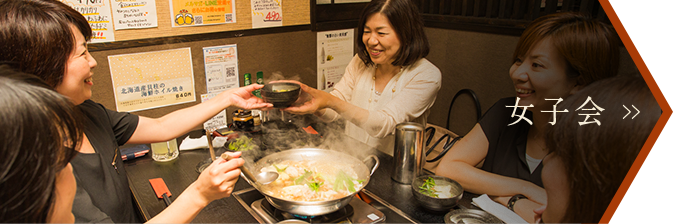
[241,148,379,216]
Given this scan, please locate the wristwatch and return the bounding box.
[507,194,528,211]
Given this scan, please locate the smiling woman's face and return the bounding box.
[362,13,401,66]
[536,153,570,223]
[509,37,579,111]
[54,25,97,105]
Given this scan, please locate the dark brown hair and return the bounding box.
[545,76,660,223]
[356,0,429,67]
[513,12,621,86]
[0,65,82,222]
[0,0,92,88]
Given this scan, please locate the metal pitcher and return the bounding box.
[392,122,425,184]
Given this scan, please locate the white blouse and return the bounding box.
[319,56,442,155]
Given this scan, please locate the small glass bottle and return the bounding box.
[253,71,263,98]
[244,73,252,86]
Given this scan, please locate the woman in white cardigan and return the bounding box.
[284,0,441,155]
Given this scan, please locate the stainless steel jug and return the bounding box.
[392,122,425,184]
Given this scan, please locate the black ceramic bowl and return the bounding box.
[260,82,301,108]
[412,175,464,212]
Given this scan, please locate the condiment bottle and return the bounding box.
[253,71,263,98]
[233,109,253,131]
[244,73,252,86]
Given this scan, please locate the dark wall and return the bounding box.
[90,30,318,120]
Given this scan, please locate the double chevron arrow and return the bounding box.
[623,105,640,119]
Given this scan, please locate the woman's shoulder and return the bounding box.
[77,100,106,113]
[404,58,441,81]
[348,55,368,70]
[483,97,518,115]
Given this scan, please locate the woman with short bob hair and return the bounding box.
[0,67,82,222]
[285,0,441,155]
[436,12,622,222]
[355,0,430,67]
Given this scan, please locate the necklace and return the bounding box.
[369,65,402,103]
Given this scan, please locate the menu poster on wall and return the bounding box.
[60,0,115,42]
[203,44,240,93]
[108,48,196,112]
[169,0,236,27]
[201,93,228,130]
[316,29,354,92]
[110,0,159,30]
[251,0,282,29]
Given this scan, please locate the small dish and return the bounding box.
[260,82,301,108]
[412,175,464,212]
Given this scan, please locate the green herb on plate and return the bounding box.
[420,177,439,197]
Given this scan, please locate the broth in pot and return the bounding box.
[258,160,364,202]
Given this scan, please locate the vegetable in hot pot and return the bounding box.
[258,160,364,202]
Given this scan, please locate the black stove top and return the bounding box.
[233,188,418,223]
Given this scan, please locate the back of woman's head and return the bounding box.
[0,0,91,88]
[546,75,660,222]
[0,65,82,222]
[514,12,621,86]
[356,0,429,67]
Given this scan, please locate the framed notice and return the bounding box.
[108,48,196,112]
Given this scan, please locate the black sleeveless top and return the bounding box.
[71,100,141,223]
[479,97,544,188]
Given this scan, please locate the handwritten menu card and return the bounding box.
[110,0,159,30]
[60,0,115,42]
[251,0,282,28]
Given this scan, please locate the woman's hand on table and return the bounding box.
[492,195,542,223]
[150,151,245,223]
[191,151,244,205]
[223,84,273,110]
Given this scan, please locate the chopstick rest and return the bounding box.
[149,178,172,207]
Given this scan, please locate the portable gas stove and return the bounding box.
[233,188,418,223]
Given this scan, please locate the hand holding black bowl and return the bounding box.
[260,82,301,108]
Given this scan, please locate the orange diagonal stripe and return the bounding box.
[599,0,671,224]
